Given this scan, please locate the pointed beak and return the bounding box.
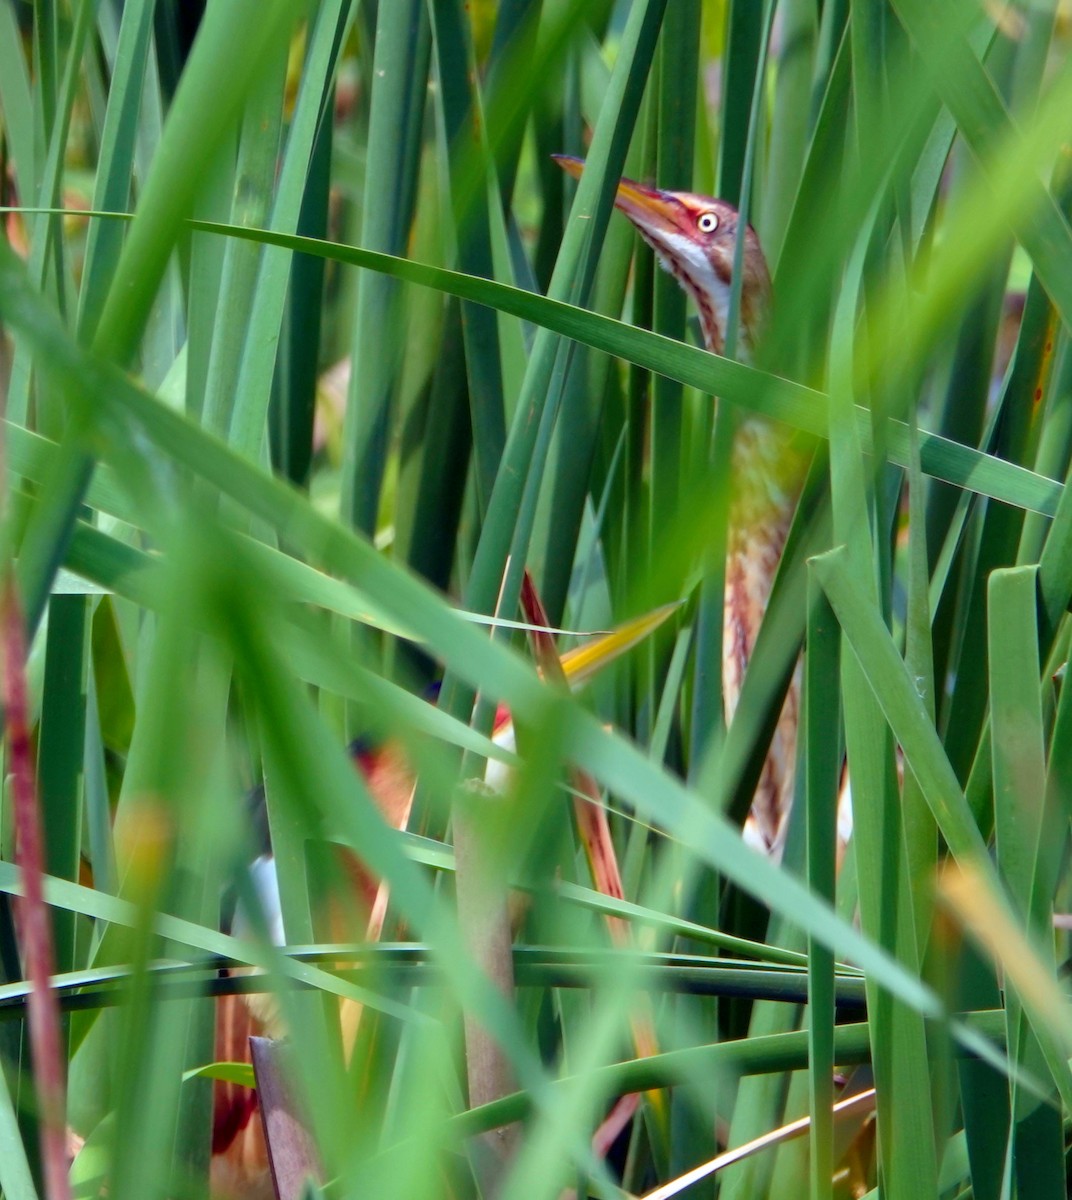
[552,154,682,235]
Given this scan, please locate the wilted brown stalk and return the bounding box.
[2,578,72,1200]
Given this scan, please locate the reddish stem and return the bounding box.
[2,579,72,1200]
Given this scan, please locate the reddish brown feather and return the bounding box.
[210,745,413,1197]
[210,991,271,1200]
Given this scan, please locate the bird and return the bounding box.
[209,155,806,1185]
[209,734,418,1198]
[554,155,805,855]
[208,594,675,1195]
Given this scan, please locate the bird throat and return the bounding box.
[640,227,735,357]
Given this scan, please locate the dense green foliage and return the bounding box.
[2,1,1072,1197]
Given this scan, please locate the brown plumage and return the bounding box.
[210,992,272,1200]
[210,741,416,1197]
[555,156,803,854]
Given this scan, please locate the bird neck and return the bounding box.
[694,290,760,363]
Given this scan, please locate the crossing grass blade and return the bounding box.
[0,239,950,1017]
[988,565,1065,1198]
[804,574,839,1200]
[9,203,1070,519]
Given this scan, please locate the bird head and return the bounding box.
[553,154,770,359]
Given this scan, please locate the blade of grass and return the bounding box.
[0,1050,38,1200]
[269,99,332,486]
[649,0,699,578]
[804,573,839,1200]
[6,0,96,431]
[889,0,1072,333]
[11,1,310,637]
[229,0,354,460]
[189,220,1068,515]
[939,274,1055,783]
[36,594,87,979]
[717,0,763,206]
[199,48,288,438]
[988,566,1065,1198]
[75,0,157,345]
[340,0,429,534]
[444,1012,1010,1143]
[0,3,35,209]
[759,0,816,265]
[827,212,937,1200]
[91,0,309,364]
[903,414,937,950]
[429,0,509,517]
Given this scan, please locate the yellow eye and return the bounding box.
[697,212,719,234]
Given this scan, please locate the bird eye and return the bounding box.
[697,212,719,233]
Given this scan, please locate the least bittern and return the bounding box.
[211,160,801,1190]
[210,735,417,1198]
[209,600,675,1195]
[555,156,802,854]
